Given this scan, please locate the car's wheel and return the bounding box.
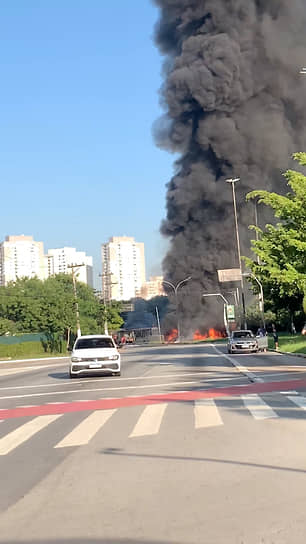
[69,372,77,379]
[113,371,121,376]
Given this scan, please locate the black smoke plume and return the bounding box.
[153,0,306,332]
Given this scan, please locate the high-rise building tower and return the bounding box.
[0,235,46,286]
[140,276,165,300]
[101,236,146,301]
[47,247,93,286]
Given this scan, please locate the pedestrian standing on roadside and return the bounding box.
[272,324,279,351]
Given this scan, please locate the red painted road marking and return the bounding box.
[1,378,306,420]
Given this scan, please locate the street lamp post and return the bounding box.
[162,276,192,342]
[243,272,265,329]
[202,293,230,337]
[226,177,247,329]
[253,198,261,265]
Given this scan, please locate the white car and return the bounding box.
[227,330,258,354]
[69,335,121,378]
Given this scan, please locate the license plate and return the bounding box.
[242,344,249,348]
[89,363,102,369]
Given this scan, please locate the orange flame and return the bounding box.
[165,329,178,343]
[193,328,225,341]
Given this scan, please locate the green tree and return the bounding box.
[0,278,46,332]
[0,275,124,348]
[245,152,306,325]
[0,318,18,336]
[106,301,124,332]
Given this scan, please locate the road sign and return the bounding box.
[226,305,235,321]
[218,268,241,283]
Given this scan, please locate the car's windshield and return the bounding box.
[75,338,114,349]
[232,331,254,339]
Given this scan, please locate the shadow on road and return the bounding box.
[100,447,306,475]
[48,372,70,380]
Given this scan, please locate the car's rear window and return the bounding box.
[232,331,254,339]
[75,338,114,349]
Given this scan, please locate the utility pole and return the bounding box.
[67,263,85,338]
[99,272,117,335]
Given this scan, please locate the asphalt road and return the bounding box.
[1,343,306,544]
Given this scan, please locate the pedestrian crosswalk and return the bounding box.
[241,395,278,420]
[129,403,167,438]
[0,414,61,455]
[54,409,116,448]
[1,392,306,456]
[194,399,223,428]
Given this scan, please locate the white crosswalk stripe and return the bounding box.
[241,394,278,420]
[129,403,167,437]
[54,409,116,448]
[194,399,223,428]
[1,393,306,454]
[0,414,62,455]
[287,395,306,410]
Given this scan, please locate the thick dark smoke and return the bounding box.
[153,0,306,332]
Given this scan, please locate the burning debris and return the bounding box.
[193,328,226,341]
[165,328,178,343]
[164,327,225,342]
[154,0,306,329]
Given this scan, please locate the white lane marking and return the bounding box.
[0,370,240,393]
[129,404,167,438]
[280,391,298,395]
[0,380,199,401]
[211,346,263,382]
[194,399,223,428]
[0,414,62,455]
[287,396,306,409]
[54,410,116,448]
[242,394,278,420]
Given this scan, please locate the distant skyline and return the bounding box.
[0,1,173,288]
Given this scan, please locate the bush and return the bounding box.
[0,341,67,359]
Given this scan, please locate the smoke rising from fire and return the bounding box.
[153,0,306,330]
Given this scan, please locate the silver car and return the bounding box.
[227,330,258,354]
[69,335,121,378]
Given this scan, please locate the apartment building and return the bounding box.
[0,235,46,286]
[101,236,146,301]
[47,247,93,286]
[140,276,165,300]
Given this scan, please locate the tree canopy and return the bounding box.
[245,152,306,323]
[0,275,123,340]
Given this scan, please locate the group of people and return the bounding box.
[112,332,135,347]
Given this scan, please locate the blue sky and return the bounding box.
[0,0,173,286]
